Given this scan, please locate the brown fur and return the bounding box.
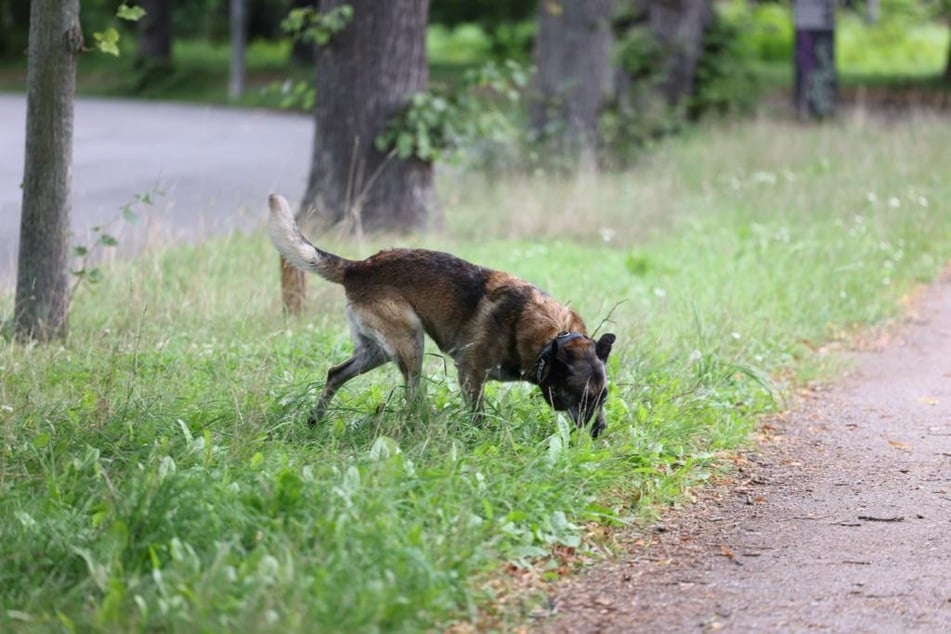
[267,194,616,436]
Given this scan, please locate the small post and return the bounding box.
[793,0,836,119]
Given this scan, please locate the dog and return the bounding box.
[268,194,616,436]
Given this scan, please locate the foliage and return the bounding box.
[429,0,537,60]
[1,115,950,629]
[280,4,353,46]
[428,20,536,65]
[263,5,354,111]
[375,59,529,162]
[68,191,156,298]
[718,0,949,78]
[613,25,664,82]
[838,7,950,77]
[688,9,762,118]
[90,3,146,57]
[728,0,794,64]
[604,3,764,166]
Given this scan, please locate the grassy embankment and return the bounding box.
[2,114,950,631]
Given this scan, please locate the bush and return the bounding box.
[689,10,762,118]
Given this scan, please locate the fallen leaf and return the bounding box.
[918,396,938,406]
[888,440,910,451]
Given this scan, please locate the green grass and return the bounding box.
[2,114,951,631]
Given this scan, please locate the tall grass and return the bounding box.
[2,113,950,631]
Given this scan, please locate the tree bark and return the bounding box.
[645,0,714,105]
[229,0,246,100]
[529,0,616,161]
[137,0,172,69]
[944,17,951,84]
[14,0,81,342]
[793,0,836,118]
[299,0,438,234]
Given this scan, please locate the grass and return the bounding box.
[2,113,951,631]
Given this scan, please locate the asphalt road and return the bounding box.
[0,94,312,288]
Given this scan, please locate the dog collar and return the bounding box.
[533,331,585,384]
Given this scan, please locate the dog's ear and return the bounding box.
[549,333,570,361]
[596,333,616,362]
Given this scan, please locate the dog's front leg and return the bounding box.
[457,367,487,422]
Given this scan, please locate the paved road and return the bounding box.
[0,94,312,288]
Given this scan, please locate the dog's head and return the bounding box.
[535,332,616,437]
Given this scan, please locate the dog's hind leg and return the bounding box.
[311,335,387,424]
[378,308,426,411]
[314,299,427,422]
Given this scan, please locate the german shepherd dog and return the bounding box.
[268,194,616,436]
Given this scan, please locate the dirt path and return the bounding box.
[541,273,951,632]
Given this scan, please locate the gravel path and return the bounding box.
[541,272,951,632]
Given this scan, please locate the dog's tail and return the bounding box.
[268,193,347,284]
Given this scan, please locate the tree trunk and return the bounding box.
[299,0,437,234]
[794,0,837,118]
[229,0,246,100]
[944,18,951,84]
[137,0,172,69]
[642,0,714,105]
[529,0,616,161]
[14,0,81,342]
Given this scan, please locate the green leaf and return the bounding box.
[32,432,50,449]
[71,245,88,257]
[117,4,146,21]
[121,206,139,223]
[100,234,119,247]
[396,132,414,159]
[93,28,120,56]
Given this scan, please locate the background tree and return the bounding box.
[0,0,31,57]
[613,0,714,106]
[943,0,951,82]
[14,0,83,341]
[528,0,617,163]
[229,0,246,99]
[641,0,715,105]
[137,0,172,75]
[299,0,437,234]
